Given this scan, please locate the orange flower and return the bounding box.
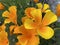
[33,0,39,3]
[56,4,60,16]
[14,25,39,45]
[9,25,20,34]
[23,8,57,39]
[0,24,6,32]
[0,2,4,10]
[2,6,17,24]
[0,31,9,45]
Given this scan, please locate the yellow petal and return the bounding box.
[24,18,37,29]
[43,4,50,11]
[36,3,42,9]
[42,11,57,26]
[2,11,9,17]
[37,26,54,39]
[45,9,51,12]
[25,7,36,18]
[31,9,42,23]
[4,19,11,24]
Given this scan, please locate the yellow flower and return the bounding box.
[23,9,57,39]
[56,4,60,16]
[0,31,9,45]
[0,2,4,10]
[14,25,39,45]
[2,6,17,24]
[36,3,50,12]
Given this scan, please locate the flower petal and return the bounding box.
[17,35,28,45]
[36,3,42,9]
[43,4,50,11]
[9,6,17,15]
[2,11,9,17]
[0,3,4,10]
[24,18,37,29]
[56,4,60,16]
[13,26,21,34]
[31,9,42,23]
[42,11,57,25]
[4,19,11,24]
[22,16,29,23]
[27,36,39,45]
[37,26,54,39]
[25,7,36,18]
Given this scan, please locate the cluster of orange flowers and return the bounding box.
[0,2,58,45]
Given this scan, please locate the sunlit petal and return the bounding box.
[24,18,37,29]
[42,11,57,25]
[36,3,42,9]
[37,26,54,39]
[31,9,42,23]
[4,19,11,24]
[43,4,50,11]
[2,11,9,17]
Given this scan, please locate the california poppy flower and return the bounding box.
[0,2,4,10]
[33,0,39,3]
[0,24,5,32]
[2,6,17,24]
[36,3,50,12]
[0,31,9,45]
[14,25,39,45]
[56,4,60,16]
[23,9,57,39]
[9,25,21,34]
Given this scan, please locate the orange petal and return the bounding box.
[17,35,28,45]
[13,26,21,34]
[27,36,39,45]
[22,16,29,23]
[25,7,36,18]
[9,6,17,15]
[0,24,6,31]
[42,11,57,26]
[9,25,15,33]
[37,26,54,39]
[19,25,37,35]
[56,4,60,16]
[0,3,4,10]
[33,0,39,3]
